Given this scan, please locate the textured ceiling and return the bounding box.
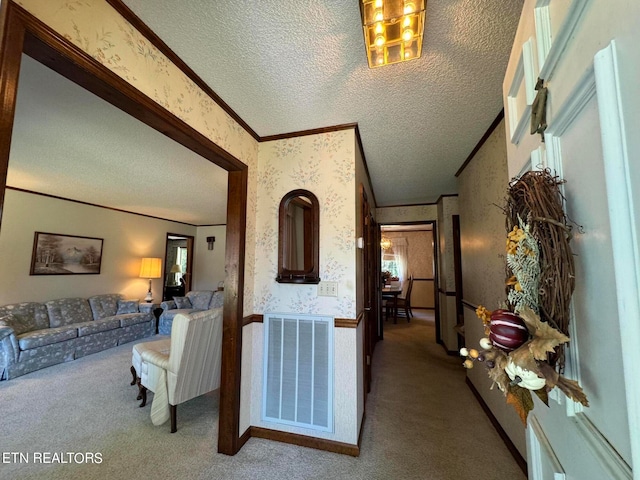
[122,0,523,206]
[9,55,228,225]
[8,1,522,225]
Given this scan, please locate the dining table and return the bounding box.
[381,285,402,324]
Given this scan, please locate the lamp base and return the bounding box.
[144,279,153,303]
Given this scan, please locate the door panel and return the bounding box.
[549,91,630,463]
[504,1,639,476]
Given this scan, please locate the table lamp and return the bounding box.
[139,257,162,302]
[170,264,182,285]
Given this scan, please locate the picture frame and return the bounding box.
[30,232,104,275]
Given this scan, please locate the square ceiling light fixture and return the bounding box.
[360,0,426,68]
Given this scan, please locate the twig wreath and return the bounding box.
[460,169,588,424]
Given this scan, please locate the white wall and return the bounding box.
[0,189,196,305]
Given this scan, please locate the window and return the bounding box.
[382,255,400,279]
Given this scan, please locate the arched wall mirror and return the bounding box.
[276,189,320,284]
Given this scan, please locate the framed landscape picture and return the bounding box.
[30,232,103,275]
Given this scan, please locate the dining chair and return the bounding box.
[396,276,414,321]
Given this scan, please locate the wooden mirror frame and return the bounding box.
[276,189,320,284]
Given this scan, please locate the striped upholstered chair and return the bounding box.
[136,308,222,432]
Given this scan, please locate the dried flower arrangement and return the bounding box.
[461,170,588,424]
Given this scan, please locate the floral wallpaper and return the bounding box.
[376,204,438,224]
[253,130,357,318]
[18,0,259,315]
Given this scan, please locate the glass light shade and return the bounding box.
[361,0,426,68]
[139,257,162,279]
[380,237,393,250]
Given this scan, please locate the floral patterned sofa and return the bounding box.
[0,294,156,380]
[158,290,224,335]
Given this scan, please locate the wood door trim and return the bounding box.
[250,426,360,457]
[242,313,361,328]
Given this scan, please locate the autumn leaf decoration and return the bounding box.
[518,307,570,360]
[459,174,588,425]
[506,386,535,426]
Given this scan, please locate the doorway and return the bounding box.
[163,234,194,300]
[379,222,437,331]
[0,4,247,455]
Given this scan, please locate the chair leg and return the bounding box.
[136,378,143,400]
[170,404,177,433]
[139,385,147,408]
[130,365,137,385]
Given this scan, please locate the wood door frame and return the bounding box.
[451,215,464,350]
[378,220,438,337]
[0,2,247,455]
[360,185,374,395]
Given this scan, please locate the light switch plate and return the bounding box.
[318,281,338,297]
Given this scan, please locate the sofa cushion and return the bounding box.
[186,291,213,311]
[0,314,16,339]
[116,300,139,315]
[0,303,49,335]
[173,296,192,309]
[45,298,94,327]
[76,317,121,337]
[18,326,78,350]
[88,294,122,320]
[106,312,151,328]
[209,291,224,309]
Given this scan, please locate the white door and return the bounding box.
[503,1,640,478]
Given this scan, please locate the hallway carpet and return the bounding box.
[0,314,525,479]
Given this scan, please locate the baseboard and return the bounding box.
[437,339,458,356]
[250,426,360,457]
[357,412,367,450]
[465,377,527,476]
[238,426,252,451]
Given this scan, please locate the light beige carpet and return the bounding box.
[0,313,525,480]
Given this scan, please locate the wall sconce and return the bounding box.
[206,236,216,250]
[380,236,393,250]
[139,257,162,302]
[360,0,426,68]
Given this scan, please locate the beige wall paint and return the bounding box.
[457,119,525,456]
[193,225,226,292]
[0,189,196,305]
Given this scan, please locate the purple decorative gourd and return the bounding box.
[489,310,529,351]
